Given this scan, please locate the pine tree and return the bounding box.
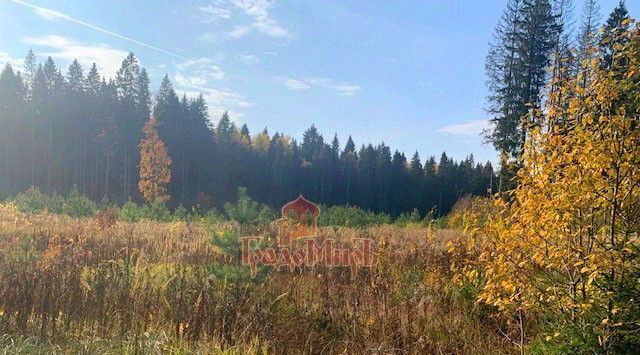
[23,49,36,96]
[409,151,425,212]
[340,136,357,206]
[599,1,629,70]
[0,65,24,197]
[486,0,528,160]
[115,52,149,201]
[547,0,575,132]
[577,0,600,84]
[486,0,560,187]
[139,116,172,203]
[216,111,234,145]
[65,59,85,190]
[154,75,185,203]
[516,0,559,141]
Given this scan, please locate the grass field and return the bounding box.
[0,202,513,354]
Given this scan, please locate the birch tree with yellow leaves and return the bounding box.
[455,21,640,353]
[138,117,172,203]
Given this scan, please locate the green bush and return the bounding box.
[394,208,422,227]
[118,201,144,222]
[145,201,172,222]
[224,187,275,227]
[173,205,189,221]
[13,187,97,217]
[14,187,64,214]
[62,188,97,217]
[118,201,172,222]
[198,209,224,228]
[317,205,391,228]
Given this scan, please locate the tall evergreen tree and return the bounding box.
[115,52,149,201]
[0,65,24,197]
[577,0,600,76]
[65,59,85,190]
[486,0,560,189]
[486,0,528,160]
[599,1,630,71]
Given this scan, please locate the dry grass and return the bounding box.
[0,203,513,354]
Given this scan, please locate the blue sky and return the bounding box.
[0,0,636,165]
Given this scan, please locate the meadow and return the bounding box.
[0,198,514,354]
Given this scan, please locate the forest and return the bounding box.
[0,53,494,216]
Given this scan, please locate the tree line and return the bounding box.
[485,0,631,189]
[0,54,495,217]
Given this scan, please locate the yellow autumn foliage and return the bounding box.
[454,24,640,350]
[139,116,172,203]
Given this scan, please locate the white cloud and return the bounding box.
[278,77,310,90]
[198,4,231,21]
[331,84,361,96]
[305,78,330,85]
[12,0,186,59]
[237,53,260,63]
[228,25,252,38]
[198,25,251,43]
[177,85,249,122]
[276,76,360,96]
[198,32,220,42]
[198,0,292,40]
[0,52,24,72]
[175,73,208,86]
[172,57,245,120]
[176,57,225,81]
[22,35,128,76]
[253,18,290,38]
[228,0,270,19]
[438,120,490,136]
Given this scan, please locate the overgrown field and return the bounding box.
[0,202,512,354]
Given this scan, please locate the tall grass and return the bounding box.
[0,202,513,353]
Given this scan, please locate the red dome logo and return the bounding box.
[275,195,320,246]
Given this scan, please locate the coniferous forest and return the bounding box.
[0,52,495,215]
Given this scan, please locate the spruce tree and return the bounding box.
[599,1,630,71]
[486,0,560,188]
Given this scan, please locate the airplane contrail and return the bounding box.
[10,0,188,60]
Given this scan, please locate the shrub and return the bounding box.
[198,209,224,229]
[118,201,172,222]
[450,27,640,352]
[173,205,189,221]
[118,201,144,222]
[224,187,275,227]
[13,187,64,214]
[395,208,422,227]
[317,205,391,228]
[446,195,498,230]
[62,188,97,217]
[145,201,172,222]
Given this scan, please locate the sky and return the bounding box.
[0,0,637,166]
